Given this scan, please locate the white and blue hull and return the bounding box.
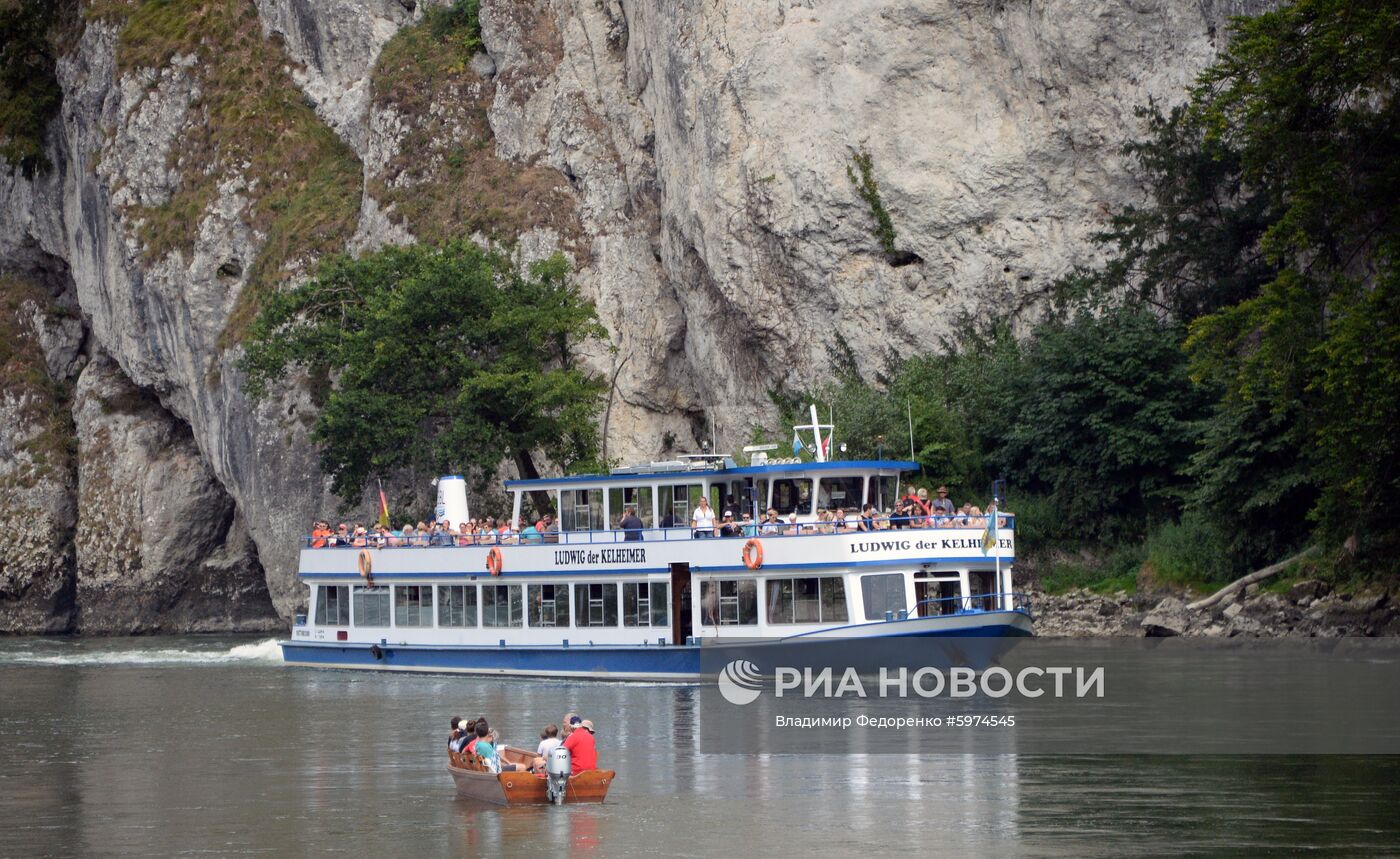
[280,609,1034,680]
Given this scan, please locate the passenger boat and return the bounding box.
[279,414,1033,679]
[447,748,615,805]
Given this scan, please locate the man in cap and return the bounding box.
[562,716,598,774]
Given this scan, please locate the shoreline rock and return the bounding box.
[1030,582,1400,638]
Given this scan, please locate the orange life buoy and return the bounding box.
[357,549,374,585]
[486,546,503,576]
[742,538,764,570]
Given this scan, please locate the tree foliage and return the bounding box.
[0,0,72,176]
[239,241,608,502]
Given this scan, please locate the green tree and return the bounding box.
[239,241,608,504]
[0,0,73,175]
[995,305,1208,541]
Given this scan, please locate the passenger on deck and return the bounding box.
[786,511,800,535]
[330,523,349,546]
[473,721,528,773]
[719,511,742,538]
[310,522,331,548]
[521,518,542,543]
[692,497,717,538]
[930,485,955,520]
[541,514,559,543]
[449,715,463,750]
[832,508,849,532]
[859,505,876,532]
[741,512,757,537]
[353,525,368,547]
[618,506,644,542]
[759,509,782,536]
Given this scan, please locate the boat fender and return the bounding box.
[369,644,384,660]
[357,549,374,586]
[486,546,503,576]
[742,538,764,570]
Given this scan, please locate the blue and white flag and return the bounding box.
[792,431,804,456]
[981,503,998,555]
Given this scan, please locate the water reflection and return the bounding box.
[2,637,1399,857]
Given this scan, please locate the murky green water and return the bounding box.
[2,636,1398,856]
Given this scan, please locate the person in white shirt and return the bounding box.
[691,497,717,538]
[537,723,562,758]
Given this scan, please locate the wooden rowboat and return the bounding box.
[447,747,616,805]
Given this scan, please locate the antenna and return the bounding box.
[907,400,915,461]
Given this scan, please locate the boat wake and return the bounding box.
[2,638,283,666]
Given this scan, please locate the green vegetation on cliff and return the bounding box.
[791,0,1400,589]
[0,0,75,175]
[239,241,607,501]
[84,0,363,345]
[0,276,76,486]
[368,0,580,250]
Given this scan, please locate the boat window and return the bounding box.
[352,586,390,627]
[770,478,812,515]
[915,579,962,617]
[573,583,618,627]
[560,488,603,532]
[766,577,848,624]
[659,484,700,528]
[481,584,523,627]
[314,585,349,626]
[528,583,571,627]
[438,585,478,627]
[860,573,906,619]
[608,486,653,528]
[394,586,434,627]
[700,579,758,625]
[869,476,898,513]
[968,570,998,612]
[816,476,864,512]
[623,581,669,627]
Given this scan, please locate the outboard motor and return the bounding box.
[545,746,572,805]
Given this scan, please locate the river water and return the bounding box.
[2,636,1398,857]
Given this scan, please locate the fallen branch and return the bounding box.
[1185,547,1319,611]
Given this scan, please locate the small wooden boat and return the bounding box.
[447,747,616,805]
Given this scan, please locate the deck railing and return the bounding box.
[911,592,1033,617]
[303,514,1016,548]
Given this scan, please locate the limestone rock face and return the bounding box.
[0,0,1280,631]
[72,356,280,633]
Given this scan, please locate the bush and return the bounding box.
[1143,512,1234,585]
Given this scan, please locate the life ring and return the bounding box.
[486,546,503,576]
[357,549,374,585]
[742,538,764,570]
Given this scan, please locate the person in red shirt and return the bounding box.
[562,719,598,774]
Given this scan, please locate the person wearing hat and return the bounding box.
[562,716,598,774]
[930,485,955,519]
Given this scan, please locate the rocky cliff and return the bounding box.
[0,0,1272,632]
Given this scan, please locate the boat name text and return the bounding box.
[554,547,648,566]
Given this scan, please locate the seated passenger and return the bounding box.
[474,722,529,773]
[479,518,498,545]
[448,715,464,751]
[414,521,431,547]
[330,523,350,546]
[498,519,518,544]
[832,507,849,532]
[719,512,741,538]
[537,724,562,759]
[541,514,560,543]
[521,518,542,543]
[786,512,800,535]
[816,509,834,534]
[858,505,876,532]
[759,509,782,536]
[562,718,598,775]
[310,521,331,548]
[741,512,757,537]
[353,525,368,547]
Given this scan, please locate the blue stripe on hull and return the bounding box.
[279,619,1032,679]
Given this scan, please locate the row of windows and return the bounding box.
[314,582,670,630]
[316,574,917,630]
